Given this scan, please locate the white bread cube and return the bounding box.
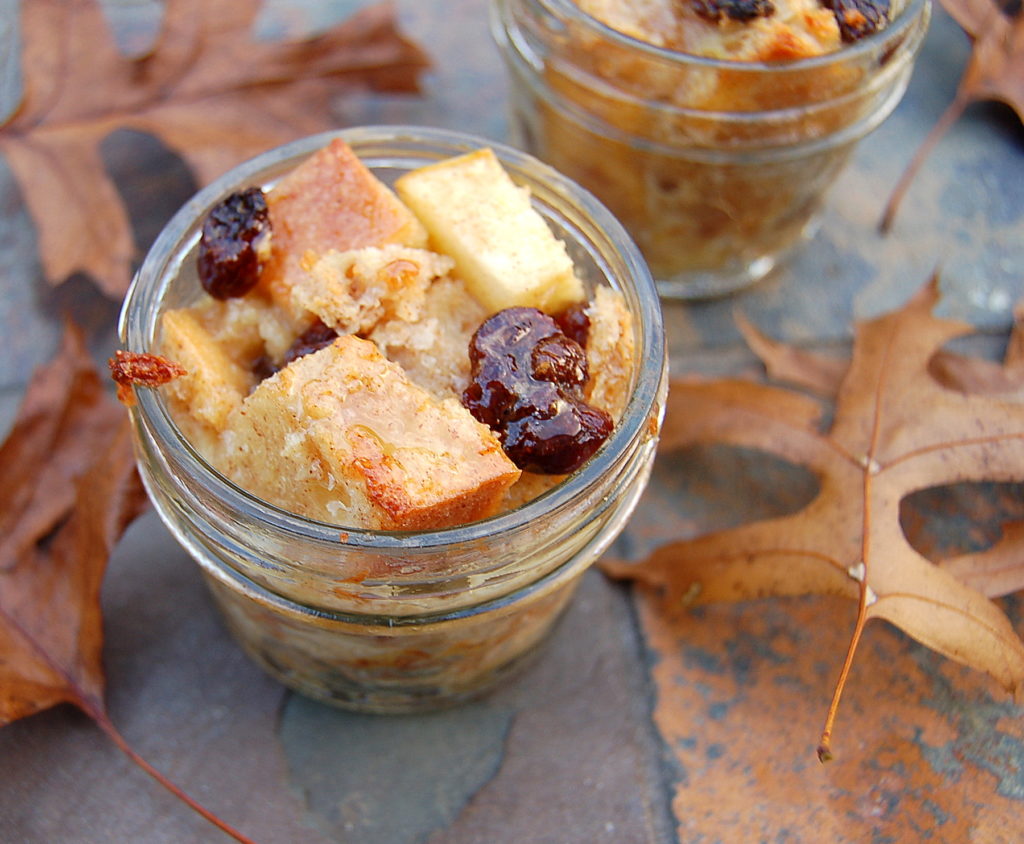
[218,335,520,530]
[394,148,585,314]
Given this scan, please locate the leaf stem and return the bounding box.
[878,91,971,234]
[81,700,258,844]
[817,600,869,763]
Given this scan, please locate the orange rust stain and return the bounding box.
[635,590,1024,842]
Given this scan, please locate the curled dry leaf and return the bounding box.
[603,278,1024,760]
[738,295,1024,399]
[0,322,147,724]
[0,324,255,843]
[734,310,849,397]
[880,0,1024,231]
[0,0,430,298]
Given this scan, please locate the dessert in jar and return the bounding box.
[492,0,931,298]
[118,127,667,713]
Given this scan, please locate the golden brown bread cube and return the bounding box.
[584,285,636,422]
[258,138,428,321]
[217,335,521,530]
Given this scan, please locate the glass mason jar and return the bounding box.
[119,126,667,713]
[491,0,931,298]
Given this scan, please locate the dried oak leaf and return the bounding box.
[738,286,1024,600]
[0,325,256,842]
[880,0,1024,230]
[0,0,430,298]
[603,278,1024,760]
[737,293,1024,399]
[0,322,147,724]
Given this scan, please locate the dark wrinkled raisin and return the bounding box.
[250,320,338,387]
[555,302,591,348]
[463,307,613,475]
[820,0,888,42]
[282,320,338,366]
[251,354,280,383]
[532,334,587,385]
[198,187,271,300]
[692,0,775,22]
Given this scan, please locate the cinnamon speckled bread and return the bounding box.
[290,245,454,336]
[258,138,428,323]
[218,335,520,530]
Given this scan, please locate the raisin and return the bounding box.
[463,307,613,475]
[281,319,338,366]
[249,320,338,388]
[554,302,591,348]
[251,354,280,383]
[692,0,775,23]
[820,0,888,42]
[198,187,271,300]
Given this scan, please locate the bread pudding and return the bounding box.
[494,0,928,295]
[157,139,636,530]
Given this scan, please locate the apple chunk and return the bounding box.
[395,148,584,314]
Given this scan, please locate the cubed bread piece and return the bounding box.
[370,275,488,400]
[290,245,454,336]
[218,335,520,530]
[584,286,636,422]
[160,308,255,432]
[259,138,428,319]
[394,148,585,314]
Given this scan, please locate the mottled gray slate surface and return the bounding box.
[0,1,1022,842]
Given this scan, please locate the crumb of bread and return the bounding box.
[291,245,454,336]
[370,276,488,401]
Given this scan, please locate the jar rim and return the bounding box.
[525,0,931,73]
[121,125,666,552]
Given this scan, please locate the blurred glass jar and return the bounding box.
[492,0,931,298]
[120,126,667,713]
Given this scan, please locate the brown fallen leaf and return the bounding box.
[734,310,849,397]
[880,0,1024,231]
[0,0,430,298]
[603,277,1024,760]
[738,292,1024,399]
[0,324,254,843]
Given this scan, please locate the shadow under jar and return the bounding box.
[492,0,931,299]
[119,126,667,714]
